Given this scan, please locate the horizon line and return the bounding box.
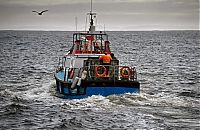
[0,29,199,32]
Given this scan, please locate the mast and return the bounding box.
[88,0,96,33]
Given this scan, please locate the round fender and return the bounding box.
[69,68,74,79]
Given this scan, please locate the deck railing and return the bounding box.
[84,65,137,81]
[60,65,137,82]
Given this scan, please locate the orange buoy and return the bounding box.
[95,66,107,77]
[120,66,131,78]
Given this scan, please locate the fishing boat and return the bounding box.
[54,1,140,99]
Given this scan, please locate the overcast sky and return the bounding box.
[0,0,199,31]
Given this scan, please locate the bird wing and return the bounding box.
[41,10,48,13]
[32,11,39,13]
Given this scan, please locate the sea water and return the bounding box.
[0,30,199,129]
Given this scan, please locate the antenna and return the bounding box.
[75,16,77,32]
[85,16,87,32]
[91,0,92,13]
[96,17,98,29]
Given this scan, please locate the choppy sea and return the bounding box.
[0,30,199,130]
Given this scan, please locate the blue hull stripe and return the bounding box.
[63,86,139,99]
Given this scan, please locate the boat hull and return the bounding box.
[55,74,140,99]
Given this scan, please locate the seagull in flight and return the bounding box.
[32,10,48,15]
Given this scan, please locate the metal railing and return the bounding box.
[83,65,137,81]
[58,65,137,82]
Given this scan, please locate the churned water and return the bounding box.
[0,30,199,130]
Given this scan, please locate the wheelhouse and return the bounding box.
[69,32,111,55]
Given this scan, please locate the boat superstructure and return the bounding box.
[54,1,140,99]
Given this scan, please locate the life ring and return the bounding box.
[95,66,107,77]
[120,66,131,78]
